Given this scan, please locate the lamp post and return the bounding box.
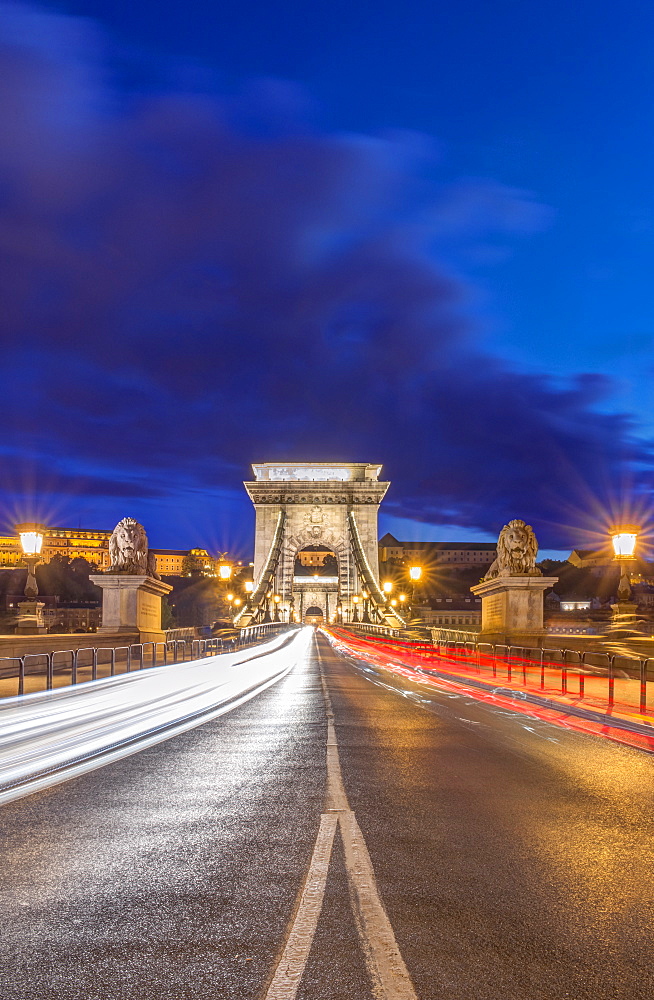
[273,594,282,622]
[610,525,639,618]
[352,595,360,623]
[218,562,233,582]
[361,588,371,623]
[239,578,254,618]
[409,565,422,614]
[15,523,48,634]
[382,580,394,622]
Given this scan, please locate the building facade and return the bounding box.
[0,528,217,577]
[567,549,612,571]
[379,534,496,571]
[413,598,482,627]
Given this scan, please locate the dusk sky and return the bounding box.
[2,0,653,558]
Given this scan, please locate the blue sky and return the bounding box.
[1,1,652,558]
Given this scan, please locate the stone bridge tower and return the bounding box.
[235,462,402,627]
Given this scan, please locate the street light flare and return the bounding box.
[610,525,639,559]
[16,523,46,556]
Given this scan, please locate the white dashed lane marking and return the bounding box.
[264,639,418,1000]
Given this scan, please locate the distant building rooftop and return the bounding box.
[379,533,495,551]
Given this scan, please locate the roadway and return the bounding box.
[1,628,654,999]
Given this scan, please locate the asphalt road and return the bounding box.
[1,629,654,999]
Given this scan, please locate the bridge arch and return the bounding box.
[237,463,404,628]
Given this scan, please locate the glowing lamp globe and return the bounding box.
[382,581,393,594]
[610,526,639,559]
[244,581,254,593]
[16,523,46,556]
[409,566,422,581]
[218,563,232,580]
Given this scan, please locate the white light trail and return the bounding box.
[0,627,313,805]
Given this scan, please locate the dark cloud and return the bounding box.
[1,3,650,548]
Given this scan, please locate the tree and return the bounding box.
[161,596,176,630]
[169,578,233,627]
[36,555,102,602]
[322,554,338,575]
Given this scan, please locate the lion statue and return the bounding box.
[108,517,159,578]
[484,519,541,579]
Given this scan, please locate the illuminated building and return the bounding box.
[567,549,611,570]
[378,534,496,570]
[0,527,112,569]
[413,598,482,627]
[296,548,333,567]
[0,528,218,577]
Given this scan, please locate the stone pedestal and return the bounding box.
[90,575,173,643]
[470,576,558,647]
[611,601,638,617]
[609,601,641,637]
[15,600,47,635]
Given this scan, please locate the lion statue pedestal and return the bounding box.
[90,517,172,642]
[471,575,558,646]
[470,519,558,647]
[90,574,173,641]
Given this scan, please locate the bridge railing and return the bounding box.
[345,622,403,638]
[164,627,197,641]
[0,624,299,698]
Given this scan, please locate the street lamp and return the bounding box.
[15,523,47,634]
[273,594,281,622]
[17,524,45,596]
[244,580,254,594]
[408,566,422,612]
[218,563,233,581]
[382,581,393,595]
[361,588,371,623]
[352,594,360,623]
[610,524,639,607]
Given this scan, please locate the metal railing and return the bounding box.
[346,621,403,638]
[430,626,481,644]
[428,637,654,716]
[238,621,294,641]
[164,627,197,641]
[0,623,297,698]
